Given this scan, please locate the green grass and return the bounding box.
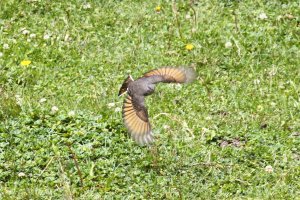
[1,0,300,199]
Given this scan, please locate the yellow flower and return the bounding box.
[20,60,31,67]
[185,43,194,51]
[155,5,161,12]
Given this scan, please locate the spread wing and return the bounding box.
[143,67,196,84]
[122,94,153,145]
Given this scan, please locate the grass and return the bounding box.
[0,0,300,199]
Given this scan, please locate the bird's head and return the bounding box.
[118,75,134,96]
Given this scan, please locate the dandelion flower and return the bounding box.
[185,43,194,51]
[20,60,31,67]
[155,5,161,12]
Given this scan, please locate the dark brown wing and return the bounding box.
[143,67,195,83]
[118,75,134,96]
[122,95,153,145]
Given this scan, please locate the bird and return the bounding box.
[118,67,196,145]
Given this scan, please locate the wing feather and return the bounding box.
[143,67,195,83]
[122,95,153,145]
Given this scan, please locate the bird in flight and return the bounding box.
[118,67,196,145]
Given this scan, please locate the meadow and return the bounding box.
[0,0,300,199]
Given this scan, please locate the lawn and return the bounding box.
[0,0,300,199]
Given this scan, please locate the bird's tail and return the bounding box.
[118,75,134,96]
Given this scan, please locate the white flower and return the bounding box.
[259,13,268,20]
[27,39,31,42]
[29,33,36,38]
[0,52,3,57]
[3,44,9,49]
[114,107,121,112]
[39,98,47,103]
[257,105,263,111]
[265,165,273,173]
[43,33,50,40]
[202,127,209,133]
[51,106,59,113]
[15,95,23,106]
[225,41,233,48]
[268,67,277,76]
[253,79,260,85]
[185,14,191,19]
[18,172,26,177]
[68,110,75,117]
[22,29,30,35]
[107,102,115,108]
[205,116,212,120]
[83,3,91,9]
[175,84,182,90]
[163,125,170,130]
[276,15,283,21]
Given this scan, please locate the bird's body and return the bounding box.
[128,76,157,96]
[129,74,171,96]
[119,67,196,145]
